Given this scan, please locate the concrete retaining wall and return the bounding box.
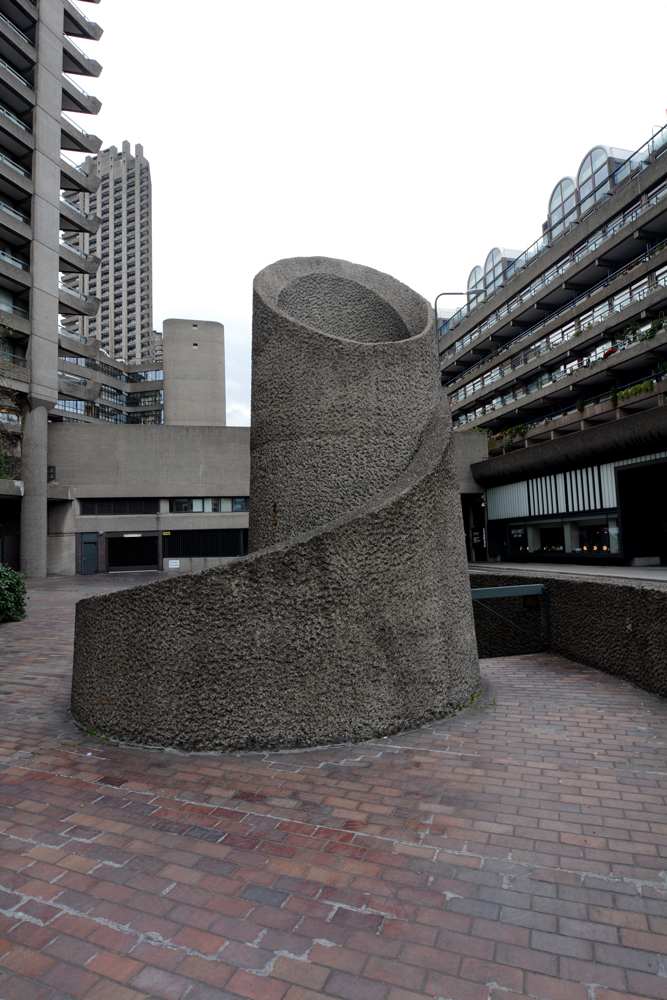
[471,571,667,698]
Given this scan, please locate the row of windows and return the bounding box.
[79,498,249,515]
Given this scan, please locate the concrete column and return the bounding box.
[20,403,49,578]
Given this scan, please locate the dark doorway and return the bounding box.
[617,460,667,564]
[107,535,158,571]
[461,495,487,562]
[81,532,98,575]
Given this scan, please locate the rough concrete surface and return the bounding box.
[471,570,667,698]
[72,257,480,751]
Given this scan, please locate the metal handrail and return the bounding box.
[0,351,27,368]
[0,300,27,318]
[0,150,30,177]
[59,282,87,300]
[59,239,87,258]
[453,315,667,428]
[60,196,88,217]
[62,73,91,99]
[58,325,85,341]
[446,240,666,390]
[60,151,88,175]
[0,10,33,45]
[0,55,32,90]
[61,111,93,138]
[0,102,30,132]
[0,248,28,270]
[65,0,96,25]
[63,33,94,61]
[441,122,667,337]
[0,199,29,223]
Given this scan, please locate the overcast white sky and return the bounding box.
[79,0,667,425]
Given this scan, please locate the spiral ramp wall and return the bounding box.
[72,257,481,751]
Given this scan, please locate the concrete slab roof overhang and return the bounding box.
[470,405,667,488]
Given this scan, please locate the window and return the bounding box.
[80,497,160,515]
[467,265,484,309]
[578,147,609,214]
[168,497,248,513]
[484,249,504,294]
[548,177,577,239]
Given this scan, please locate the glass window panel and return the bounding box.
[591,147,607,170]
[192,498,203,512]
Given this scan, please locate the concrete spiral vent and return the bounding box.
[72,257,481,751]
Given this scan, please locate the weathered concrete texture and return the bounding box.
[72,257,480,751]
[471,570,667,698]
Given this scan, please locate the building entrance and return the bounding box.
[617,460,667,564]
[107,534,159,572]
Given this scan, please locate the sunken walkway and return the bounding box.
[0,575,665,1000]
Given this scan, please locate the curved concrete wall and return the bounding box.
[72,257,481,751]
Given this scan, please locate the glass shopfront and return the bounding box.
[507,514,620,557]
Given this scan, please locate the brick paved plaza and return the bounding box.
[0,576,666,1000]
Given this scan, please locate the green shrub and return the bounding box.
[618,380,654,401]
[0,563,27,623]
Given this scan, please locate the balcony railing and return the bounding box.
[60,151,88,175]
[66,0,97,25]
[0,300,28,318]
[62,111,94,138]
[60,196,88,217]
[0,11,33,46]
[62,73,91,99]
[446,240,667,393]
[59,282,87,300]
[64,34,94,61]
[0,248,28,270]
[59,239,88,258]
[0,350,26,368]
[0,151,30,177]
[441,122,667,338]
[58,324,85,342]
[0,55,32,90]
[0,102,31,132]
[0,199,29,224]
[58,369,87,386]
[452,277,667,425]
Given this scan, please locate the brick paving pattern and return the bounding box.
[0,575,665,1000]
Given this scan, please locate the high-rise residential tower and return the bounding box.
[60,141,156,363]
[0,0,103,578]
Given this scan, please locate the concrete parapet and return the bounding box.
[72,257,481,751]
[471,571,667,698]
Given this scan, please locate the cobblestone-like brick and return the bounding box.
[0,576,665,1000]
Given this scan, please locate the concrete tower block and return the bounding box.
[72,258,480,751]
[162,318,226,426]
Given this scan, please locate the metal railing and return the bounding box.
[441,123,667,337]
[60,196,88,217]
[63,33,94,61]
[0,55,32,90]
[62,73,91,99]
[0,199,29,224]
[0,248,28,270]
[0,10,33,45]
[0,351,26,368]
[65,0,97,25]
[60,151,88,175]
[0,151,30,177]
[0,102,31,132]
[446,240,667,392]
[452,318,667,429]
[58,369,87,386]
[59,282,87,300]
[0,300,28,318]
[59,239,87,258]
[58,325,85,342]
[61,111,94,138]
